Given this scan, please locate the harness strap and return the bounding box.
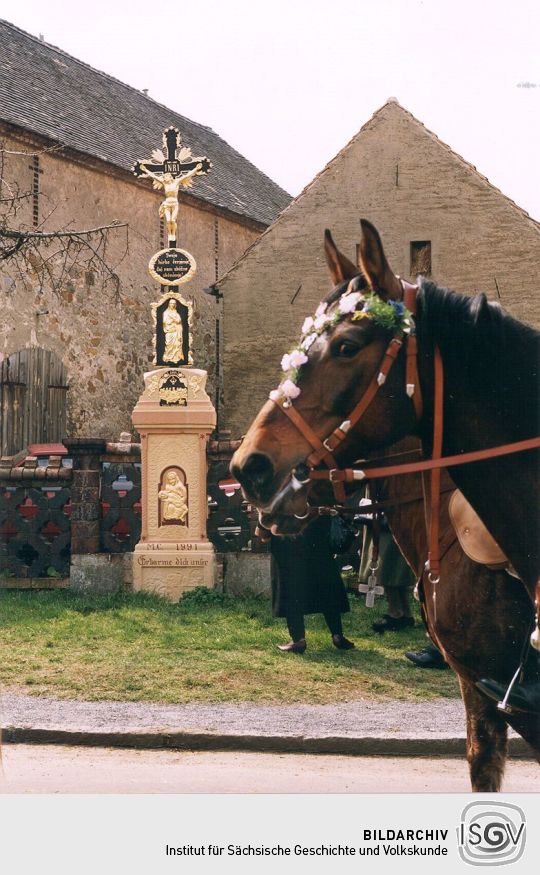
[271,330,406,503]
[308,435,540,482]
[400,281,423,419]
[427,346,444,581]
[271,397,337,469]
[406,332,423,419]
[308,334,404,466]
[269,396,347,501]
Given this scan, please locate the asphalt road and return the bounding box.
[0,745,537,793]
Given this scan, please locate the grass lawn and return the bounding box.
[0,587,459,704]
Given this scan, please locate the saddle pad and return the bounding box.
[448,490,509,569]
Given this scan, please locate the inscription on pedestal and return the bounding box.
[137,555,209,568]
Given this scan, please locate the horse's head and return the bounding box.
[231,220,418,527]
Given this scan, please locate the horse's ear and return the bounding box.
[358,219,402,300]
[324,229,359,284]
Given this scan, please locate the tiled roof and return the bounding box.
[0,19,291,226]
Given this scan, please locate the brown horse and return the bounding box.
[231,220,540,747]
[233,220,540,709]
[233,221,539,592]
[306,440,539,790]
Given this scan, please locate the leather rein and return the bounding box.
[268,279,540,585]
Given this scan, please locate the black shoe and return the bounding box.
[405,643,448,669]
[372,614,415,634]
[332,634,355,650]
[277,639,306,654]
[476,678,540,714]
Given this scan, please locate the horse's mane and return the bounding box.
[323,275,539,432]
[418,280,540,431]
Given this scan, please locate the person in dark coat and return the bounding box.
[270,516,354,654]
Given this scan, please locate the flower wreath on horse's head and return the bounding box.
[270,286,412,404]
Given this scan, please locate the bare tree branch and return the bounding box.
[0,139,131,297]
[0,221,127,241]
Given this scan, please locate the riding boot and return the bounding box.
[476,647,540,714]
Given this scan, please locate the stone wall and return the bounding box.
[220,101,540,436]
[0,127,261,441]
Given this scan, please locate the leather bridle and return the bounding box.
[266,278,540,587]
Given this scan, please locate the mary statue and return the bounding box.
[162,300,183,363]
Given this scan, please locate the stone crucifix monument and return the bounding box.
[131,127,216,600]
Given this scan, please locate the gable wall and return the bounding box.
[221,103,540,436]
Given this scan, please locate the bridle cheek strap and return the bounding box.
[269,396,347,502]
[308,335,404,465]
[269,332,406,504]
[268,280,421,508]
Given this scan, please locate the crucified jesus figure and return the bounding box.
[137,163,204,241]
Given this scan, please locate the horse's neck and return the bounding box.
[416,294,539,585]
[416,284,538,452]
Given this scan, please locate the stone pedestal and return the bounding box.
[132,367,216,601]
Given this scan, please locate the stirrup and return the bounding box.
[496,662,524,714]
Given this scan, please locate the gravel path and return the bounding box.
[1,691,472,738]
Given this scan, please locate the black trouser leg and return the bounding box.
[323,609,343,638]
[286,601,306,642]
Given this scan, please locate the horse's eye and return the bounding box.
[335,340,361,358]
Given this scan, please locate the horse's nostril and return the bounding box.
[235,452,275,493]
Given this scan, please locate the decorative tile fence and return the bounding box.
[0,453,72,580]
[100,462,142,553]
[0,432,261,582]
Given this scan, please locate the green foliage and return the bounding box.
[356,294,410,332]
[179,586,236,608]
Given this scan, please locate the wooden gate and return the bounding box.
[0,348,68,455]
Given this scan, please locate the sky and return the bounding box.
[3,0,540,218]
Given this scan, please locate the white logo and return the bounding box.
[458,802,526,866]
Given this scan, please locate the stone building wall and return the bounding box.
[219,101,540,436]
[0,127,262,441]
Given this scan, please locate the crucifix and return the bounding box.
[132,126,213,368]
[358,563,384,607]
[132,127,212,244]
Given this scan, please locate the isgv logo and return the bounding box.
[458,802,526,866]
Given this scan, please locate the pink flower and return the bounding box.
[288,349,308,368]
[302,316,314,334]
[281,352,292,371]
[315,302,327,318]
[281,379,301,399]
[269,389,281,402]
[339,291,362,314]
[301,332,318,351]
[314,313,329,330]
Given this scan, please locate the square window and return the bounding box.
[410,241,431,276]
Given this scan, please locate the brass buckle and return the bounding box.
[329,469,341,483]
